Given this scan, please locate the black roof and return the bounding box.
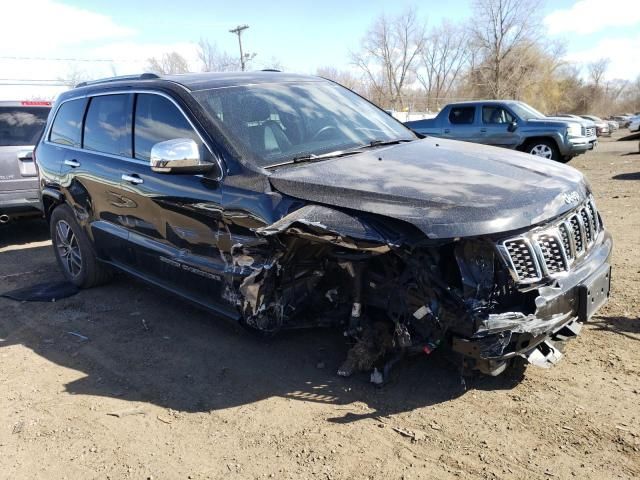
[74,71,322,92]
[164,72,321,90]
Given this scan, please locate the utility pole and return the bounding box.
[229,24,249,71]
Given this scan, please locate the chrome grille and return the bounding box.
[586,201,599,233]
[580,208,593,244]
[559,223,574,261]
[500,197,602,283]
[504,239,540,281]
[537,233,567,273]
[569,215,584,253]
[585,127,595,137]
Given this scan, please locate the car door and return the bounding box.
[442,105,478,142]
[479,105,519,148]
[111,92,231,314]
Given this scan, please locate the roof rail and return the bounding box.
[260,69,281,72]
[75,73,160,88]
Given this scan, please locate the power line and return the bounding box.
[0,80,68,86]
[0,55,141,63]
[0,78,65,82]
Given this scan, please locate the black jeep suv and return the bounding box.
[35,72,612,378]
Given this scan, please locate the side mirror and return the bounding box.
[507,121,518,132]
[150,138,212,174]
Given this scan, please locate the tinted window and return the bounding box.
[50,100,85,147]
[449,107,475,125]
[0,107,50,146]
[84,95,131,156]
[482,106,514,124]
[134,94,202,161]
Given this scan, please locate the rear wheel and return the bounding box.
[525,139,560,161]
[50,205,112,288]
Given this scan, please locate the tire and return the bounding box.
[525,139,560,161]
[50,204,112,288]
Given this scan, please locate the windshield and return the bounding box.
[509,102,545,120]
[193,81,415,168]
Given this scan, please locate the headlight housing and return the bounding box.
[566,123,582,138]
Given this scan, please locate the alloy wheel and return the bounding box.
[55,220,82,277]
[530,144,553,158]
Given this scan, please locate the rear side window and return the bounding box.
[84,95,131,156]
[449,107,475,125]
[134,93,202,161]
[49,99,85,147]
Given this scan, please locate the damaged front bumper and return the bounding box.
[451,230,612,375]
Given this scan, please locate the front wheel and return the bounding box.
[525,140,560,161]
[50,205,112,288]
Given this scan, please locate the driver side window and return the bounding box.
[482,106,514,124]
[134,93,204,162]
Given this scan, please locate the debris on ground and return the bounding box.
[107,408,146,418]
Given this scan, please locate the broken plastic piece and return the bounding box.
[370,368,384,385]
[524,340,563,368]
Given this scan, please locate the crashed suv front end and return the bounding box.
[231,193,611,378]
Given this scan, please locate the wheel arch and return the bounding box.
[520,136,560,153]
[41,187,65,223]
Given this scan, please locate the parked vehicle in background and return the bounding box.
[0,100,51,223]
[404,100,594,162]
[34,72,612,378]
[606,120,619,132]
[628,116,640,132]
[550,114,598,142]
[611,115,631,128]
[579,115,610,137]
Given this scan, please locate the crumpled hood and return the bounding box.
[268,137,589,239]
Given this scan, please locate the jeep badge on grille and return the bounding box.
[563,191,580,204]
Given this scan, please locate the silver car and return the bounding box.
[0,100,51,223]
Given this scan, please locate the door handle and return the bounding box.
[122,174,143,185]
[17,150,33,161]
[444,128,450,134]
[480,128,487,133]
[64,159,80,168]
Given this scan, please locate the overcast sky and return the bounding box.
[1,0,639,100]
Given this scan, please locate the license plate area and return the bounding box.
[578,264,611,321]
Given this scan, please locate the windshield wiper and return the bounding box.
[265,149,364,169]
[265,139,415,169]
[359,138,414,149]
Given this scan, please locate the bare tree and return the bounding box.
[147,52,190,75]
[471,0,542,98]
[416,21,470,110]
[259,56,284,71]
[351,8,426,109]
[197,38,239,72]
[588,58,610,88]
[58,64,91,87]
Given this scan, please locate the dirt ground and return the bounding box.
[1,133,638,480]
